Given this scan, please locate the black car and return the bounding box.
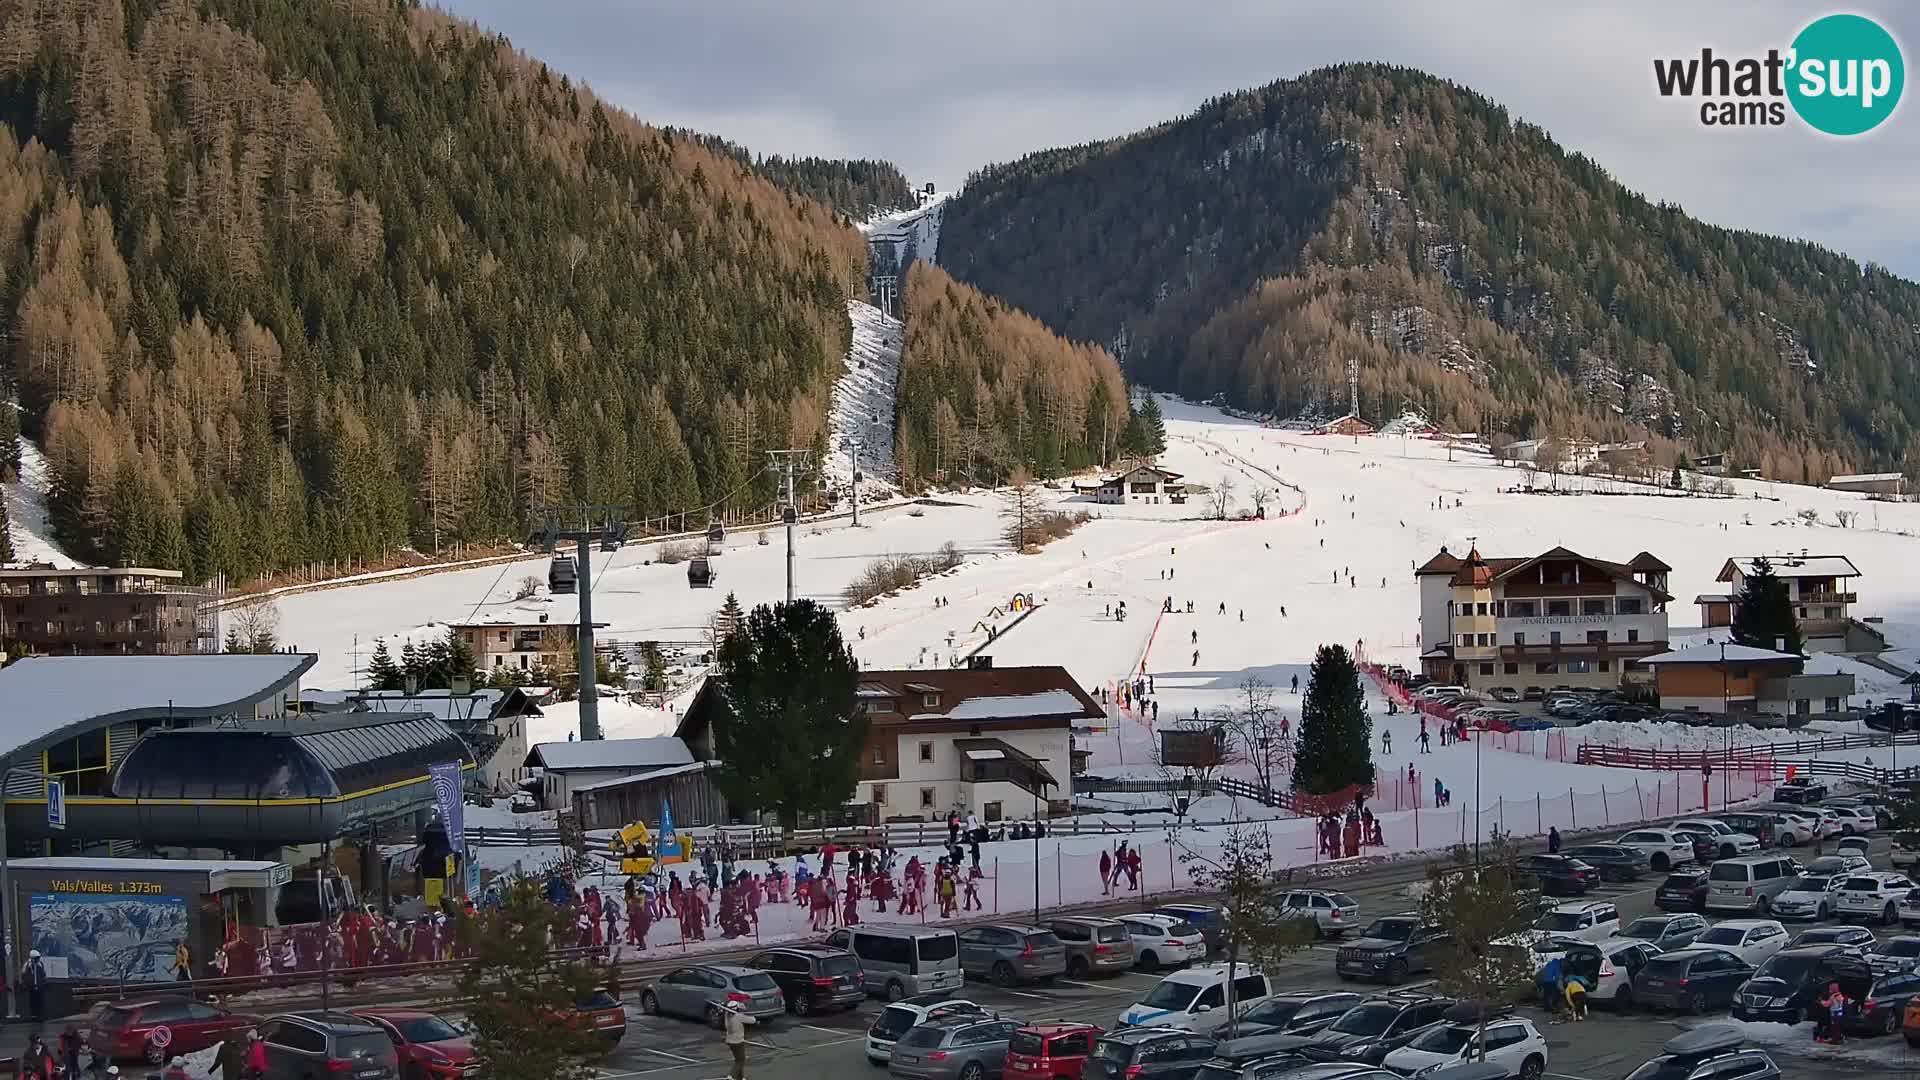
[1789,926,1876,953]
[1335,918,1451,984]
[1773,778,1828,804]
[745,945,865,1016]
[1560,844,1650,883]
[1632,949,1754,1013]
[1519,854,1597,895]
[1234,993,1365,1039]
[1624,1027,1780,1080]
[1084,1028,1217,1080]
[1730,945,1872,1025]
[1655,870,1711,912]
[1865,702,1919,733]
[1299,994,1455,1065]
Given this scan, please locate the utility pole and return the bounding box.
[767,451,809,604]
[532,505,630,741]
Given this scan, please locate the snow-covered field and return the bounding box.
[3,436,81,567]
[822,299,903,497]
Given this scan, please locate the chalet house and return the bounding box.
[1641,643,1855,719]
[1709,555,1862,651]
[1087,464,1185,505]
[1415,545,1671,691]
[1825,473,1906,497]
[450,609,609,674]
[1317,414,1375,437]
[676,664,1101,824]
[524,736,698,808]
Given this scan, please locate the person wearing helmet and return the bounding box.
[162,1054,191,1080]
[19,948,48,1026]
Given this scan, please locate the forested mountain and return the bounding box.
[893,261,1129,491]
[0,0,869,584]
[678,133,917,220]
[941,64,1920,480]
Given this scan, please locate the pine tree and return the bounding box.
[1731,557,1803,655]
[710,599,868,828]
[366,639,403,690]
[1138,395,1168,458]
[400,640,425,689]
[0,497,11,562]
[716,592,745,641]
[0,389,19,480]
[424,633,456,689]
[1294,644,1373,795]
[445,628,477,687]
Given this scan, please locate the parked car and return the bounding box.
[827,926,965,1001]
[1613,829,1699,873]
[1769,873,1847,921]
[1616,913,1709,952]
[1789,925,1876,953]
[1120,913,1210,971]
[1118,965,1275,1034]
[1630,949,1755,1013]
[958,924,1069,987]
[1655,870,1711,912]
[1867,936,1920,977]
[1903,887,1920,927]
[1381,1016,1548,1080]
[1083,1027,1218,1080]
[1623,1026,1779,1080]
[887,1015,1021,1080]
[1823,805,1879,835]
[1852,971,1920,1036]
[1715,813,1778,847]
[1559,845,1648,883]
[1522,686,1547,701]
[1530,901,1619,943]
[1705,853,1799,914]
[1049,917,1137,978]
[257,1012,401,1080]
[746,945,866,1016]
[1233,993,1366,1038]
[1774,778,1829,804]
[1752,813,1816,847]
[349,1009,476,1080]
[1805,853,1873,877]
[1895,834,1920,871]
[89,998,260,1064]
[1671,819,1763,860]
[1730,945,1873,1025]
[1836,835,1873,860]
[1488,687,1522,703]
[864,996,989,1065]
[1157,905,1228,956]
[639,964,785,1025]
[1517,854,1597,896]
[1297,993,1455,1065]
[1279,890,1362,938]
[1578,938,1663,1011]
[1005,1021,1100,1077]
[1335,917,1450,984]
[1668,829,1721,866]
[1693,920,1790,967]
[1836,872,1918,924]
[558,991,628,1046]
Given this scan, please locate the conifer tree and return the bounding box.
[1731,557,1803,656]
[400,641,425,689]
[366,639,403,690]
[1294,644,1373,795]
[445,628,477,687]
[0,497,11,563]
[1138,395,1168,458]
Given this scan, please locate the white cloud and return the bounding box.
[440,0,1920,277]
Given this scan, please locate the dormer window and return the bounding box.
[923,693,940,708]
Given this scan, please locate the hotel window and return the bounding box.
[1476,603,1489,616]
[919,742,934,763]
[873,784,888,806]
[1547,600,1572,616]
[1598,661,1611,672]
[923,693,940,708]
[1566,660,1592,674]
[1587,630,1607,644]
[920,787,936,808]
[1617,597,1643,615]
[872,745,885,765]
[1513,632,1526,646]
[1459,635,1473,647]
[1550,631,1562,645]
[1479,663,1494,676]
[1536,662,1559,674]
[1477,634,1492,646]
[1509,601,1537,617]
[1627,629,1639,643]
[1503,663,1519,675]
[1582,599,1608,616]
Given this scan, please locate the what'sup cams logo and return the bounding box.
[1654,13,1904,135]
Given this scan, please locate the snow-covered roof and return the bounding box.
[1718,555,1860,581]
[1828,473,1903,484]
[1641,644,1802,665]
[0,653,315,759]
[926,690,1092,721]
[1693,594,1734,604]
[525,736,693,771]
[569,760,710,793]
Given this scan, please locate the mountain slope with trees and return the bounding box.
[939,63,1920,480]
[0,0,867,583]
[676,133,917,220]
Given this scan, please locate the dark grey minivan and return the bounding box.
[259,1011,399,1080]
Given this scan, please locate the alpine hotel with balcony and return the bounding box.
[1415,545,1672,692]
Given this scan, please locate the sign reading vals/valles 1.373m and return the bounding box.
[46,879,169,895]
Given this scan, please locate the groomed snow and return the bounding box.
[3,436,81,568]
[822,299,903,497]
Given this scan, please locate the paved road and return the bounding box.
[586,833,1914,1080]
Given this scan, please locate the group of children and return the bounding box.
[1316,809,1385,859]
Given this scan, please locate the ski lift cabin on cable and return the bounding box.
[548,553,578,595]
[687,556,715,588]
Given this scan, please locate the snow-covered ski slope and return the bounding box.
[821,300,902,495]
[277,395,1920,802]
[3,436,81,568]
[862,193,947,273]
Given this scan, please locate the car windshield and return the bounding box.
[1787,876,1830,893]
[1170,921,1202,937]
[1138,980,1204,1010]
[1008,1031,1046,1056]
[1360,920,1414,941]
[1328,1004,1400,1035]
[1708,863,1752,882]
[917,935,958,962]
[1243,999,1303,1025]
[393,1016,462,1043]
[1697,928,1745,946]
[1843,878,1883,891]
[900,1026,949,1049]
[1621,919,1670,939]
[734,973,778,991]
[1534,912,1587,932]
[872,1006,920,1039]
[1754,953,1821,982]
[1409,1026,1473,1053]
[1875,940,1920,957]
[820,955,860,976]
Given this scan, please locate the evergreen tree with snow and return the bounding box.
[1138,395,1168,458]
[0,495,13,562]
[1294,644,1373,795]
[366,640,404,690]
[1731,557,1802,656]
[400,640,425,689]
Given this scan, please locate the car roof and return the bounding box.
[768,944,846,957]
[1019,1022,1099,1035]
[1125,912,1186,926]
[1053,915,1123,925]
[1548,900,1614,913]
[351,1008,437,1021]
[700,963,760,976]
[1661,1025,1747,1056]
[1160,962,1266,983]
[277,1011,382,1032]
[1710,919,1777,930]
[1100,1025,1188,1044]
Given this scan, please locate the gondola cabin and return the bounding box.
[548,553,578,595]
[687,556,714,588]
[706,521,726,547]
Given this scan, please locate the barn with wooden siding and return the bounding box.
[570,762,733,831]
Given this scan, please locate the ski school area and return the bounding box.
[272,393,1920,956]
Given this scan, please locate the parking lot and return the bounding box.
[589,831,1917,1080]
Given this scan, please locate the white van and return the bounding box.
[1706,852,1799,914]
[825,926,963,1001]
[1116,963,1274,1033]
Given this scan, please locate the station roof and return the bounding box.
[0,653,314,760]
[526,737,693,772]
[112,712,473,801]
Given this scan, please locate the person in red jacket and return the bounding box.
[246,1029,270,1079]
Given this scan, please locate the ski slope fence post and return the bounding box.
[1057,843,1063,910]
[1635,779,1643,818]
[1602,787,1610,825]
[1569,789,1577,828]
[1536,794,1542,834]
[993,859,999,915]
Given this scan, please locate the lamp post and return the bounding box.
[1721,641,1730,812]
[1032,781,1048,924]
[1472,720,1484,866]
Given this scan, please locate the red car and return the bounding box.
[1005,1022,1100,1078]
[351,1009,476,1080]
[88,998,259,1064]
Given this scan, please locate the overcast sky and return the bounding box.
[441,1,1919,279]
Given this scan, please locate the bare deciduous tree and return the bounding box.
[1249,486,1273,517]
[1217,676,1291,799]
[1209,475,1237,520]
[224,599,281,653]
[1001,466,1045,551]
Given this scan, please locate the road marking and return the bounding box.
[999,989,1052,999]
[1054,979,1130,991]
[636,1047,701,1064]
[746,1038,780,1049]
[1546,1072,1603,1080]
[797,1023,848,1036]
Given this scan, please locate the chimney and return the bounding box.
[539,613,549,624]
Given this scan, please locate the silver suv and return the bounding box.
[1280,890,1362,938]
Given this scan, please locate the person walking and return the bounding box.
[1099,850,1113,895]
[1548,827,1562,854]
[1381,729,1392,755]
[722,999,757,1078]
[213,1032,248,1080]
[245,1028,270,1079]
[1418,728,1431,753]
[20,949,48,1027]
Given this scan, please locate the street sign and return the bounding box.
[45,778,65,831]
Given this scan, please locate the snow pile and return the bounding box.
[823,299,903,497]
[1375,411,1436,437]
[3,436,82,568]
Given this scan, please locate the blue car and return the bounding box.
[1154,904,1224,956]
